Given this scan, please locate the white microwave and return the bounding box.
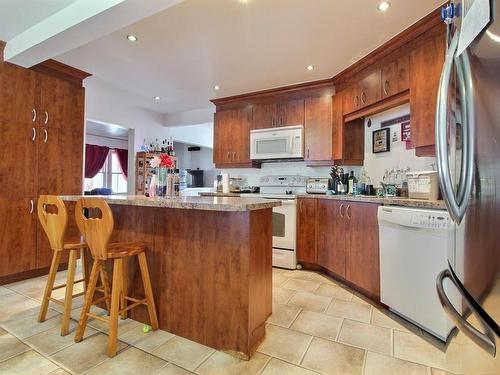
[250,125,304,160]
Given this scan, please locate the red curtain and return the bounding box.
[115,148,128,179]
[85,144,109,178]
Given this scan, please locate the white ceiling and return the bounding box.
[0,0,77,41]
[56,0,444,116]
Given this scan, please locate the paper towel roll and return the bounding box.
[222,173,230,194]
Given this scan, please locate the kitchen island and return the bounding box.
[61,195,280,359]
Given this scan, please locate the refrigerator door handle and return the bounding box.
[436,269,496,356]
[435,33,475,224]
[455,49,475,221]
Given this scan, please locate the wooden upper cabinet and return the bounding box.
[410,31,445,153]
[252,99,304,129]
[343,69,381,114]
[304,96,332,161]
[213,106,253,166]
[213,110,234,165]
[296,198,317,264]
[345,202,380,299]
[332,92,344,161]
[252,103,276,129]
[277,99,304,127]
[231,106,253,163]
[382,54,410,99]
[0,62,38,198]
[358,70,382,108]
[317,199,346,278]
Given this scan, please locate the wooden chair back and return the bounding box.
[75,198,114,260]
[37,195,68,251]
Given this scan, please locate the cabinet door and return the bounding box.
[342,84,359,115]
[232,106,253,163]
[410,31,445,151]
[345,202,380,298]
[296,198,317,264]
[332,92,344,160]
[277,99,304,127]
[317,200,346,278]
[0,63,38,198]
[304,96,332,161]
[0,197,37,277]
[252,103,276,129]
[358,70,381,108]
[213,110,233,165]
[382,54,409,98]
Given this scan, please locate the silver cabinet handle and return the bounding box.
[354,95,359,108]
[435,32,474,224]
[31,127,36,141]
[232,151,236,160]
[32,108,37,122]
[361,91,367,104]
[437,269,496,356]
[44,111,49,125]
[339,203,344,218]
[346,204,351,220]
[29,199,34,214]
[383,80,390,95]
[44,129,48,143]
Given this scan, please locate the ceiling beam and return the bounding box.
[4,0,184,67]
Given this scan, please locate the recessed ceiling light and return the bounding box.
[154,96,161,101]
[214,85,220,91]
[126,34,138,42]
[306,65,314,71]
[377,1,391,11]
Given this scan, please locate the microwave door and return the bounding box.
[253,136,290,159]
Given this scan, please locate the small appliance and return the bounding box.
[306,178,332,194]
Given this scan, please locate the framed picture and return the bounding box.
[372,128,390,153]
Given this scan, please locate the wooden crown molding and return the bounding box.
[211,6,443,108]
[30,59,92,85]
[0,40,6,62]
[211,78,334,107]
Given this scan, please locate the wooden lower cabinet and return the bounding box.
[297,198,381,300]
[0,197,37,277]
[317,200,346,278]
[296,198,317,264]
[344,202,380,298]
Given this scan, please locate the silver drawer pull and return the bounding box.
[44,129,48,143]
[31,127,36,141]
[29,199,34,214]
[44,111,49,125]
[32,108,37,122]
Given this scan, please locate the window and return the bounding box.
[84,150,128,193]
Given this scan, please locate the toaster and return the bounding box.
[306,178,332,194]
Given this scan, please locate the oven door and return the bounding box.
[272,199,296,250]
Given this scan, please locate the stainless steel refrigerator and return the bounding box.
[435,0,500,373]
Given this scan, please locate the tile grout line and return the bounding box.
[257,355,273,375]
[335,318,345,342]
[361,349,368,375]
[298,335,314,366]
[286,307,303,328]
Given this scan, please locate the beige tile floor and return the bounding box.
[0,266,464,375]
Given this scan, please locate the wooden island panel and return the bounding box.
[95,204,272,359]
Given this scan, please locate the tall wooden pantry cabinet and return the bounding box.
[0,52,90,284]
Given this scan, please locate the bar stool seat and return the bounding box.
[37,196,110,337]
[74,197,158,357]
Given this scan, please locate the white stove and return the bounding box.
[245,175,307,269]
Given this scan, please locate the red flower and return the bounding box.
[160,153,174,168]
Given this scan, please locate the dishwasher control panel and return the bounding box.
[410,213,451,229]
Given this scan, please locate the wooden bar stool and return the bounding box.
[74,197,159,357]
[37,196,98,336]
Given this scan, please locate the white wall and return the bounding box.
[363,104,436,187]
[176,142,216,187]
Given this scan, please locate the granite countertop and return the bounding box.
[60,195,281,212]
[298,194,447,210]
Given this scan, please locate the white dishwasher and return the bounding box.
[378,206,460,341]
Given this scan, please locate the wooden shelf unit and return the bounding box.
[135,152,178,195]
